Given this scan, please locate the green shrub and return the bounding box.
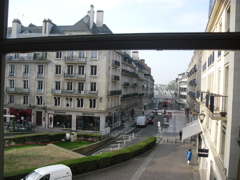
[77,133,101,142]
[4,137,156,180]
[4,133,66,146]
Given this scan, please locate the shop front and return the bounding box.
[48,113,72,129]
[9,108,32,124]
[76,115,100,131]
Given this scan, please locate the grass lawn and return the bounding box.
[4,145,79,175]
[54,141,93,150]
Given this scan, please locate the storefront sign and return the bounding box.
[54,111,66,114]
[198,149,209,157]
[82,113,94,116]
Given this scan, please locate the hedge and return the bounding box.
[77,133,101,142]
[4,137,156,180]
[4,133,102,147]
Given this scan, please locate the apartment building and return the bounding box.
[4,5,154,132]
[183,1,240,179]
[186,50,202,121]
[175,72,188,110]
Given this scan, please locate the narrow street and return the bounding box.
[73,94,200,180]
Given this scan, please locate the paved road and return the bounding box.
[73,108,200,180]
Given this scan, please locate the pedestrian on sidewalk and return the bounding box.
[179,130,182,141]
[186,149,192,165]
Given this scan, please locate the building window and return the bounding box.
[78,82,84,94]
[67,82,73,91]
[41,52,47,59]
[14,53,19,60]
[36,96,42,105]
[67,65,73,74]
[23,65,29,77]
[91,51,98,59]
[90,66,97,75]
[67,51,74,59]
[56,51,62,59]
[66,98,72,107]
[55,65,61,75]
[77,98,83,108]
[23,80,28,92]
[23,96,28,105]
[9,80,14,89]
[90,82,96,92]
[9,95,14,104]
[37,65,43,77]
[78,66,84,75]
[55,81,61,90]
[54,97,60,107]
[9,65,15,76]
[79,51,85,58]
[37,81,43,93]
[28,53,33,59]
[89,99,96,108]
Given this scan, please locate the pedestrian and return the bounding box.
[186,149,192,165]
[179,130,182,141]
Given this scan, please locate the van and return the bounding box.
[21,164,72,180]
[136,116,147,127]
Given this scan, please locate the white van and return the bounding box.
[21,164,72,180]
[136,116,147,127]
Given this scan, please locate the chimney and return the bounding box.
[96,10,104,27]
[90,4,94,29]
[12,19,22,38]
[46,19,54,36]
[87,11,90,17]
[42,19,47,36]
[132,51,139,60]
[140,59,145,65]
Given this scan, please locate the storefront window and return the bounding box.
[76,115,100,131]
[53,114,72,129]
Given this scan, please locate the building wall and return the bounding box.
[199,0,240,179]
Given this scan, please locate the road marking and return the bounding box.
[130,139,163,180]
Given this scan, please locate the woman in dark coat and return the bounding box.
[186,149,192,165]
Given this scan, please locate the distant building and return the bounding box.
[4,5,154,131]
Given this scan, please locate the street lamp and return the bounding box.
[198,113,206,123]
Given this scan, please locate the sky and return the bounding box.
[8,0,210,84]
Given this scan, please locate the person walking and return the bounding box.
[179,130,183,141]
[186,149,192,165]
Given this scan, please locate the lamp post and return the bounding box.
[198,113,206,123]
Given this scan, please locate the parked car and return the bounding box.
[146,114,154,124]
[21,164,72,180]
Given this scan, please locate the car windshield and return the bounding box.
[24,171,42,180]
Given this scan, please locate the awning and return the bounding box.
[182,120,202,141]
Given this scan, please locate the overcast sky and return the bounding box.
[8,0,209,84]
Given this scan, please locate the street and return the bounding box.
[73,99,199,180]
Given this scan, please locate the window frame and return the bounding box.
[90,65,97,76]
[55,65,61,75]
[77,98,83,108]
[89,98,96,109]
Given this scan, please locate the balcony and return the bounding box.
[23,73,29,77]
[123,82,130,87]
[111,75,120,81]
[108,90,122,96]
[64,56,86,63]
[51,89,98,96]
[189,79,196,86]
[36,89,43,93]
[138,93,144,97]
[122,69,139,77]
[206,93,228,121]
[37,73,43,78]
[112,60,120,67]
[121,93,138,100]
[6,87,30,94]
[132,83,138,87]
[64,73,86,80]
[9,72,15,76]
